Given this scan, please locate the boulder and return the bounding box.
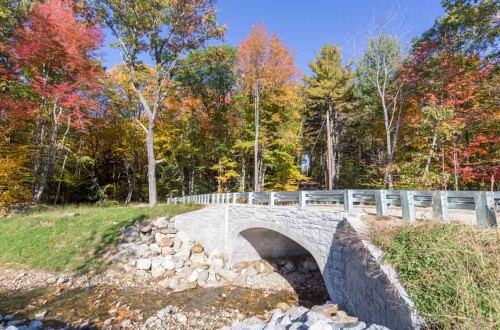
[197,270,209,283]
[303,259,319,271]
[176,230,190,243]
[311,304,338,318]
[161,228,178,235]
[122,227,140,243]
[173,282,196,293]
[136,258,152,270]
[281,261,295,274]
[140,223,153,233]
[191,244,204,253]
[154,217,169,229]
[149,243,162,255]
[161,256,176,271]
[217,269,237,282]
[158,237,174,247]
[161,246,174,255]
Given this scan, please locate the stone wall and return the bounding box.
[174,205,421,329]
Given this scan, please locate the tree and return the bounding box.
[304,44,354,190]
[91,0,225,206]
[10,0,102,203]
[357,34,405,189]
[237,24,301,192]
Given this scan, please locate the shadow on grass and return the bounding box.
[74,214,148,275]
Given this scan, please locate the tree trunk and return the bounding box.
[423,129,439,180]
[326,104,334,190]
[146,120,158,206]
[240,157,246,192]
[254,81,260,192]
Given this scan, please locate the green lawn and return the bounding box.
[0,204,200,273]
[372,222,500,329]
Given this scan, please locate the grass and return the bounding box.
[0,203,200,274]
[372,222,500,329]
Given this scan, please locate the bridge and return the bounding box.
[169,190,499,329]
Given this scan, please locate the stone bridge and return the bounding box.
[174,205,421,329]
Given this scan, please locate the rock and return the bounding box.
[210,258,224,271]
[303,259,319,271]
[57,277,69,284]
[190,252,207,266]
[135,244,153,258]
[161,246,174,255]
[268,309,285,325]
[191,244,203,253]
[4,314,14,321]
[151,264,166,278]
[154,217,169,229]
[285,307,308,322]
[308,320,333,330]
[275,302,290,312]
[158,237,174,247]
[197,270,209,282]
[28,320,43,329]
[46,278,57,285]
[157,307,171,320]
[173,282,196,292]
[140,223,153,233]
[104,318,114,327]
[162,256,176,271]
[176,313,187,325]
[122,226,140,243]
[141,234,155,244]
[0,314,3,321]
[331,311,358,324]
[168,277,179,290]
[175,259,185,269]
[136,258,152,270]
[303,311,333,326]
[149,243,162,255]
[188,269,200,283]
[339,322,366,330]
[217,269,237,282]
[162,228,178,235]
[311,304,338,318]
[175,248,191,261]
[242,266,258,278]
[173,239,182,251]
[34,310,48,320]
[121,319,132,328]
[281,261,295,274]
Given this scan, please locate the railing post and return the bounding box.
[475,191,498,227]
[232,193,237,205]
[376,190,388,216]
[401,190,415,223]
[432,191,449,221]
[299,191,307,209]
[269,192,276,207]
[247,192,253,205]
[343,189,354,213]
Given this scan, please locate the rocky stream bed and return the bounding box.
[0,216,389,330]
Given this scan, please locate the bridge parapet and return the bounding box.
[168,189,499,227]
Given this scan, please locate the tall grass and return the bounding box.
[372,222,500,329]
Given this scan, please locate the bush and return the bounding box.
[372,222,500,329]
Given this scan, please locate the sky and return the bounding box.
[102,0,445,73]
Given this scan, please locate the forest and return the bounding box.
[0,0,499,211]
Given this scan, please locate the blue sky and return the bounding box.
[102,0,444,73]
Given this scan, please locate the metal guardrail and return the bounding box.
[167,190,500,227]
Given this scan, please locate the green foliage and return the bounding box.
[0,204,200,272]
[373,223,500,329]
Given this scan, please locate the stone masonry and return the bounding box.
[174,205,422,329]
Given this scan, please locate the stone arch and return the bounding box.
[229,222,326,272]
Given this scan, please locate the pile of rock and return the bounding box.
[108,217,243,291]
[0,314,45,330]
[226,305,389,330]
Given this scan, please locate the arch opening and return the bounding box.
[232,227,329,307]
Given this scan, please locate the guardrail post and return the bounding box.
[269,192,276,207]
[432,191,449,221]
[299,191,307,209]
[232,193,237,205]
[475,192,498,227]
[343,189,354,213]
[401,190,415,223]
[375,190,388,216]
[247,192,253,205]
[224,193,229,204]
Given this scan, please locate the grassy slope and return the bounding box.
[0,204,199,273]
[372,222,500,329]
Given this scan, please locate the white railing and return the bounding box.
[167,190,500,227]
